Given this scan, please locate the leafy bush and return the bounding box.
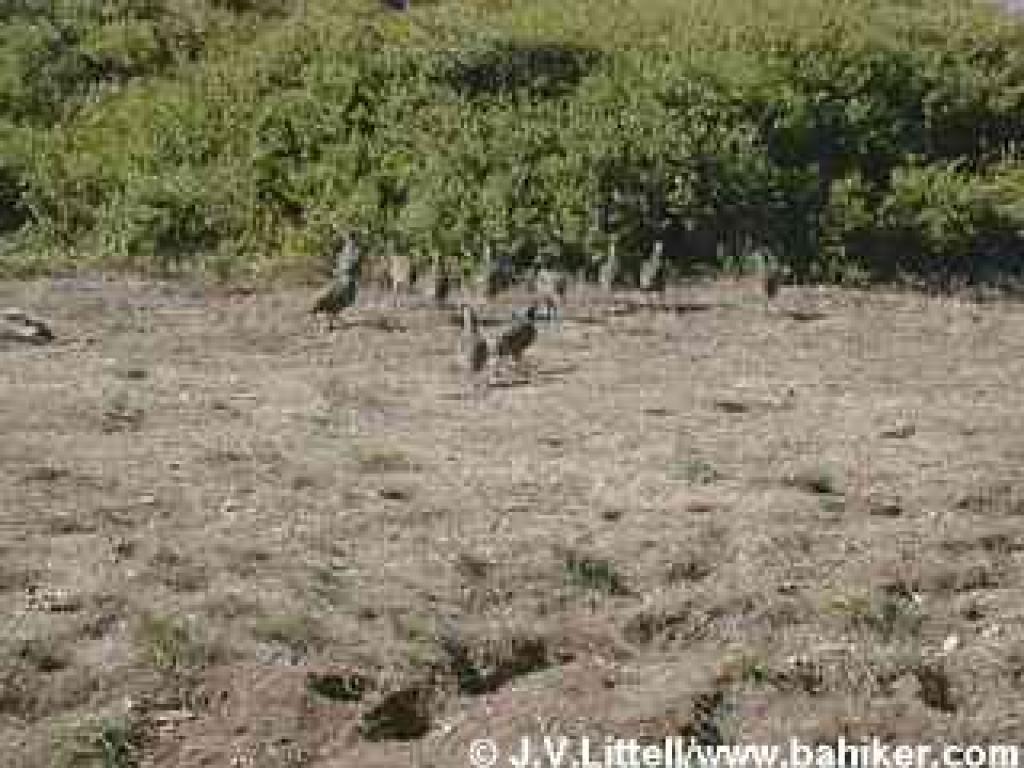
[2,0,1024,285]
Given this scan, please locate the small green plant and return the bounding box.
[827,591,923,641]
[681,458,723,486]
[563,549,630,596]
[53,715,143,768]
[134,613,209,672]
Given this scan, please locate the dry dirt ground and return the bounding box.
[2,277,1023,767]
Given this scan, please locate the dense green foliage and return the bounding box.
[1,0,1023,284]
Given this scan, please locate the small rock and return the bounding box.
[377,487,412,502]
[881,423,916,439]
[942,634,960,654]
[869,499,903,517]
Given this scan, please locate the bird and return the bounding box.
[473,245,501,300]
[639,240,666,293]
[333,233,362,281]
[1,307,54,344]
[310,275,358,331]
[457,304,489,374]
[420,251,450,306]
[598,240,620,293]
[388,247,413,307]
[535,267,568,302]
[763,265,785,299]
[311,234,362,330]
[493,304,538,365]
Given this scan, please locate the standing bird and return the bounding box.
[388,247,413,307]
[311,234,361,330]
[639,240,667,293]
[535,267,568,301]
[310,276,358,331]
[334,233,361,281]
[756,247,783,301]
[763,270,782,300]
[493,304,538,366]
[533,268,567,324]
[598,239,621,293]
[457,304,489,374]
[420,251,450,306]
[473,244,502,300]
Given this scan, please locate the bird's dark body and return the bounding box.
[311,279,358,328]
[459,305,489,373]
[495,306,537,361]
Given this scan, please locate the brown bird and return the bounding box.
[458,304,489,373]
[493,305,538,365]
[421,251,450,306]
[598,240,620,293]
[639,240,666,292]
[763,269,783,299]
[388,247,413,307]
[310,276,358,331]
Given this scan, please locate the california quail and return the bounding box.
[388,247,413,307]
[535,267,567,299]
[458,304,489,374]
[639,240,666,292]
[473,244,501,300]
[310,276,358,331]
[421,251,450,306]
[334,233,362,281]
[598,240,620,293]
[763,269,782,299]
[494,305,538,364]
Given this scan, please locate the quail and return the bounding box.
[639,240,666,292]
[473,244,501,300]
[310,276,358,331]
[456,307,487,378]
[333,233,362,281]
[388,247,413,307]
[421,251,450,306]
[458,304,489,374]
[598,240,620,293]
[494,304,538,364]
[535,267,568,306]
[763,269,783,299]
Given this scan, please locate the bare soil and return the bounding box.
[2,276,1023,767]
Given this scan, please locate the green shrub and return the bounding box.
[3,0,1024,285]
